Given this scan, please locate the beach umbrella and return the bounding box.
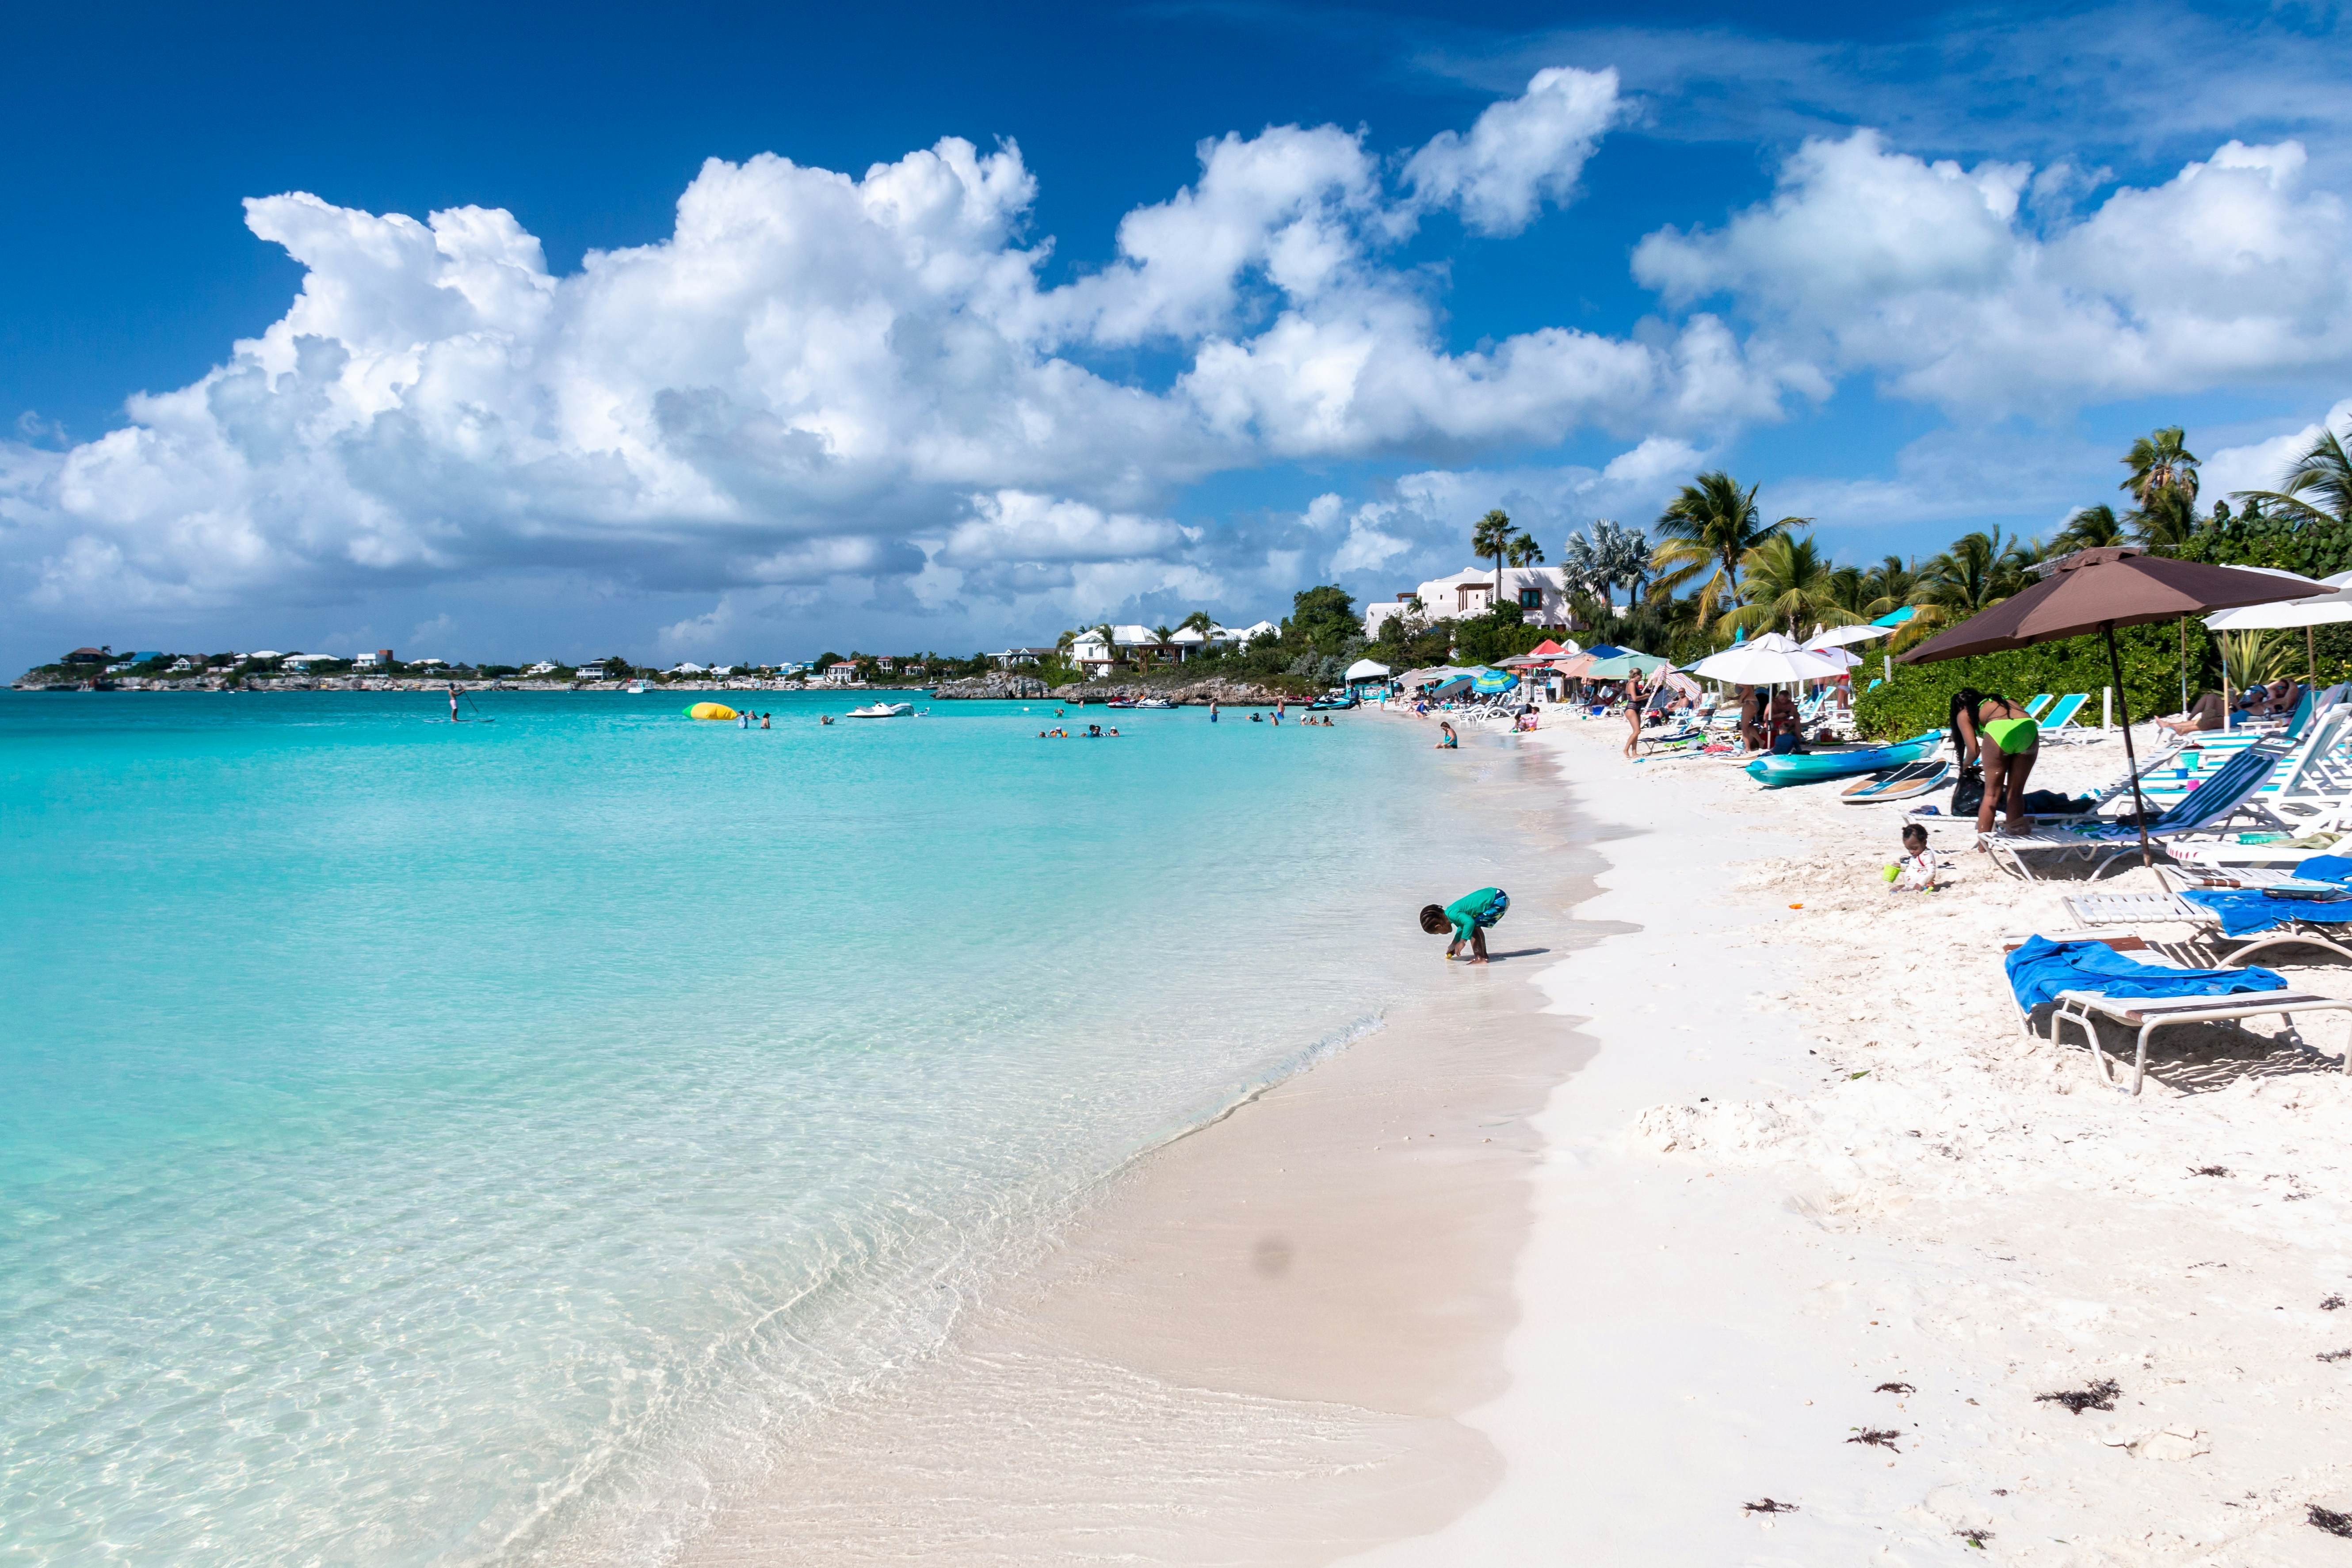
[2205,569,2352,688]
[1343,657,1392,683]
[1470,667,1520,694]
[1690,643,1846,685]
[1805,622,1893,649]
[1584,652,1668,680]
[1871,606,1919,627]
[1901,546,2331,865]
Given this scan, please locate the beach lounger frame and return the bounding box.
[2058,890,2352,969]
[2043,988,2352,1095]
[1972,740,2296,881]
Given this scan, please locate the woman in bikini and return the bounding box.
[1623,675,1646,759]
[1948,687,2041,838]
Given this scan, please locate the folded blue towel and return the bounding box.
[2005,935,2287,1011]
[2293,855,2352,884]
[2180,888,2352,937]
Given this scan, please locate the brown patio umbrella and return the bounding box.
[1900,546,2330,866]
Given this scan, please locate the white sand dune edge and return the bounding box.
[1348,716,2352,1567]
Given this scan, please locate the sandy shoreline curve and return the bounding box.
[671,723,1599,1565]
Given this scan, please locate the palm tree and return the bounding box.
[1859,554,1922,620]
[1179,610,1216,634]
[1505,531,1544,567]
[2233,418,2352,527]
[2121,426,2201,510]
[2130,486,2201,554]
[1650,472,1809,629]
[1472,508,1516,605]
[1917,530,2033,626]
[1722,534,1858,637]
[2053,504,2127,553]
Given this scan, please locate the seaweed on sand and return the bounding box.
[2190,1165,2230,1177]
[1848,1429,1901,1450]
[1874,1381,1915,1394]
[2310,1505,2352,1538]
[1741,1499,1798,1515]
[2318,1349,2352,1364]
[1955,1529,1994,1548]
[2323,1295,2346,1311]
[2035,1379,2121,1415]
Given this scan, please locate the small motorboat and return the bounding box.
[625,679,647,694]
[1745,731,1941,788]
[1840,758,1952,804]
[844,702,915,719]
[1131,697,1174,709]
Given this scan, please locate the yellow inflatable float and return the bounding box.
[685,702,738,721]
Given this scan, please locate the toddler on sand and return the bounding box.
[1885,823,1942,892]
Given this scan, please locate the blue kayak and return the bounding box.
[1745,731,1943,788]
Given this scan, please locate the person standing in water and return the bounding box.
[448,684,460,722]
[1209,698,1219,723]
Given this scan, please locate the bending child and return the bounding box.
[1420,886,1510,964]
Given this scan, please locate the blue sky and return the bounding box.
[3,0,2349,670]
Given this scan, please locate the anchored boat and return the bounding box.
[844,702,915,719]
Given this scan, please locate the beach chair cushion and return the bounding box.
[2005,934,2287,1011]
[2040,693,2089,730]
[2179,886,2352,936]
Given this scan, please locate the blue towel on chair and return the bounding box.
[2180,887,2352,937]
[2292,855,2352,884]
[2005,935,2287,1011]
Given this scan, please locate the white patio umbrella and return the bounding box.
[1343,657,1392,682]
[1804,622,1894,649]
[2203,569,2352,701]
[1689,642,1848,685]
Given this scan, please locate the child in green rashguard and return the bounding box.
[1419,886,1510,964]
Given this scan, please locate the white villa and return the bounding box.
[1064,620,1276,677]
[1362,567,1578,639]
[822,662,859,684]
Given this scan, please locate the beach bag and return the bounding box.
[1950,764,1985,816]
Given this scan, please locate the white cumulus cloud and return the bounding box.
[1634,130,2352,411]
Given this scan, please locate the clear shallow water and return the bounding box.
[0,691,1489,1565]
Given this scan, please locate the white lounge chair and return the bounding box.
[2051,988,2352,1095]
[2058,890,2352,968]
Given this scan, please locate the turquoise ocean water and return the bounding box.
[0,691,1494,1565]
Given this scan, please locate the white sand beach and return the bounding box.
[671,710,2352,1566]
[1355,716,2352,1566]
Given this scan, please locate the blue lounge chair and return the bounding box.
[2007,934,2350,1094]
[1978,740,2293,881]
[2022,694,2055,719]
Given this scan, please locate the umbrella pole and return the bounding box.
[2105,622,2153,870]
[2310,624,2318,688]
[2179,620,2187,717]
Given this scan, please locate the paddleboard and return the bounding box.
[1840,758,1951,804]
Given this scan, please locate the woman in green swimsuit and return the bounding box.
[1948,688,2040,837]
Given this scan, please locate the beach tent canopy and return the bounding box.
[1343,657,1392,682]
[1524,637,1580,657]
[2203,569,2352,630]
[1579,643,1627,660]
